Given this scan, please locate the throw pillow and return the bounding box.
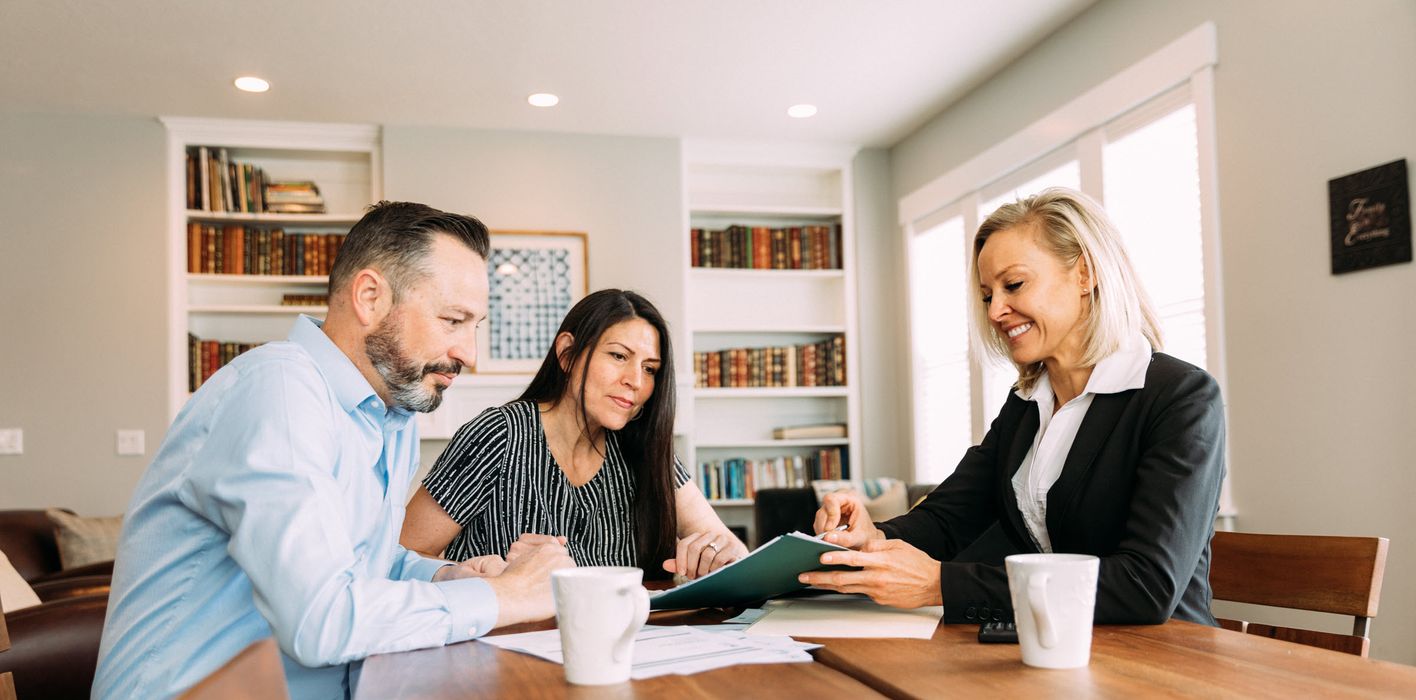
[0,548,42,612]
[810,478,910,522]
[45,508,123,570]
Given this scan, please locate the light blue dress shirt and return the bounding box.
[92,316,498,700]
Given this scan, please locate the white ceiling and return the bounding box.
[0,0,1095,147]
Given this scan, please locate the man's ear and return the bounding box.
[554,332,575,371]
[348,268,391,326]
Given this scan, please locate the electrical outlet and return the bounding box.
[0,428,21,455]
[116,429,146,456]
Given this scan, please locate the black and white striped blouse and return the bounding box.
[423,400,690,568]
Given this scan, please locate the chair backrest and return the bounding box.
[1209,531,1389,657]
[1,591,16,700]
[177,638,289,700]
[752,488,819,548]
[0,510,68,583]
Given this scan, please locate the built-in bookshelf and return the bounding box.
[163,118,382,418]
[680,142,862,540]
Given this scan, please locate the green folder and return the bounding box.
[650,532,856,610]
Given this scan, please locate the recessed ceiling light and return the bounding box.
[787,104,817,119]
[528,93,560,107]
[234,76,270,93]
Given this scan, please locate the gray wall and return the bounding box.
[890,0,1416,663]
[0,113,169,516]
[379,126,687,478]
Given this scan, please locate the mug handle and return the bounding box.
[1027,572,1058,649]
[612,584,651,664]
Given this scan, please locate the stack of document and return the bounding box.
[745,594,943,639]
[478,625,820,679]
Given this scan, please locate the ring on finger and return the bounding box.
[707,541,720,552]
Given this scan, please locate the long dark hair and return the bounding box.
[517,289,678,576]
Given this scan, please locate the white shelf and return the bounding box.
[689,268,844,280]
[689,204,842,219]
[694,325,846,335]
[697,438,850,449]
[185,210,361,225]
[188,274,328,285]
[694,387,849,399]
[166,118,382,419]
[189,305,327,315]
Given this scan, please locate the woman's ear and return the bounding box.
[554,332,576,371]
[1077,256,1094,296]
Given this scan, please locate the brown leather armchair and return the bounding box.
[0,510,114,584]
[1,510,113,700]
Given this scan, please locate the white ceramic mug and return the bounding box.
[551,566,650,685]
[1004,553,1099,669]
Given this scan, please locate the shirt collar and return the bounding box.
[1015,332,1151,403]
[287,315,413,428]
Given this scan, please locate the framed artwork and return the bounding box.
[475,230,589,373]
[1328,159,1410,274]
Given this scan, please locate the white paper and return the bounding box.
[477,624,821,679]
[745,594,943,639]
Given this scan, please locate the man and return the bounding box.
[93,202,574,699]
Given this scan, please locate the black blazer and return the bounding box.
[880,352,1225,625]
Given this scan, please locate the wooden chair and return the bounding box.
[177,638,288,700]
[1,592,15,700]
[1209,531,1389,656]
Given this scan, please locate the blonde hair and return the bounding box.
[971,187,1161,393]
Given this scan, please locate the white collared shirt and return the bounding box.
[1010,334,1152,553]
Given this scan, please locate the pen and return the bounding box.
[815,524,848,540]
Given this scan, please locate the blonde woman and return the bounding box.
[803,188,1225,625]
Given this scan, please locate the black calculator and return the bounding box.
[977,620,1019,644]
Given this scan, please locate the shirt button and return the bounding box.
[469,626,478,636]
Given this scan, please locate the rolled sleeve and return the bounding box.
[437,577,500,643]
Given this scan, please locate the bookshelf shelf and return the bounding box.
[187,274,329,285]
[165,117,381,416]
[697,438,850,449]
[689,268,845,280]
[694,325,846,335]
[694,387,850,399]
[688,204,843,219]
[184,210,363,225]
[189,305,328,315]
[681,143,861,540]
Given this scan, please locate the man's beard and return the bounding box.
[365,311,462,413]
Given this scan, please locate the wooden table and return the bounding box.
[359,612,1416,699]
[809,620,1416,698]
[355,607,883,699]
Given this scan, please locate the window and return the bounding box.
[902,44,1222,484]
[907,215,972,482]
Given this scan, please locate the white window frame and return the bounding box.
[898,22,1229,517]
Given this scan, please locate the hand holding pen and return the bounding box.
[813,490,885,550]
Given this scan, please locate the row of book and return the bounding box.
[690,224,841,270]
[696,448,849,501]
[188,335,260,392]
[187,224,345,276]
[694,336,846,388]
[184,146,327,214]
[281,294,329,307]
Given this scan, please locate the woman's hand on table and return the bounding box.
[662,530,750,580]
[797,538,943,608]
[814,490,884,549]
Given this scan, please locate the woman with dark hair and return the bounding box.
[400,289,748,580]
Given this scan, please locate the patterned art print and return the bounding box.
[487,248,574,360]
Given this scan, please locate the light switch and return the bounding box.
[0,428,21,455]
[117,429,146,456]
